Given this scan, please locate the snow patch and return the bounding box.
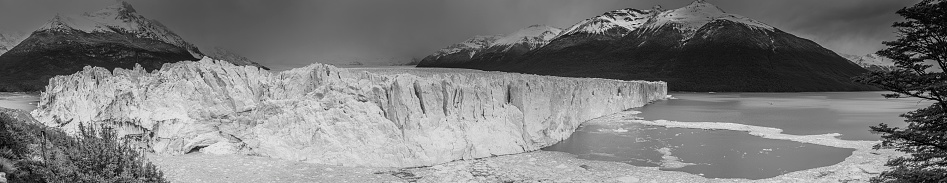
[646,0,775,39]
[492,25,562,50]
[430,35,503,59]
[842,53,897,71]
[559,8,660,37]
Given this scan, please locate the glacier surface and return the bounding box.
[31,57,667,167]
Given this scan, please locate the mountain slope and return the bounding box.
[0,31,27,55]
[208,47,270,70]
[842,53,897,72]
[416,35,502,67]
[0,2,203,91]
[419,0,875,92]
[538,7,661,53]
[417,25,562,68]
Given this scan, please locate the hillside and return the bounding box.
[418,0,876,92]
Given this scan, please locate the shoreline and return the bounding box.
[598,111,878,150]
[0,91,899,182]
[145,110,900,182]
[582,111,899,182]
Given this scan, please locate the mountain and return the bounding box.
[486,25,562,53]
[418,0,875,92]
[542,7,662,51]
[417,35,502,67]
[842,53,897,72]
[0,2,204,91]
[208,47,270,70]
[417,25,562,67]
[0,31,27,55]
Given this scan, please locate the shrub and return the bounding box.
[0,111,168,183]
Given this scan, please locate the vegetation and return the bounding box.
[853,0,947,182]
[0,111,168,183]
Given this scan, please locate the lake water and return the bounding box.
[543,123,854,179]
[546,92,927,179]
[638,92,930,140]
[0,92,40,111]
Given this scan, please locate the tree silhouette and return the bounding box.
[853,0,947,182]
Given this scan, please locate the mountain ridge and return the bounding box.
[418,0,876,92]
[0,31,26,55]
[38,2,203,58]
[842,53,898,72]
[0,2,206,91]
[208,47,271,70]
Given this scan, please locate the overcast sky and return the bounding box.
[0,0,918,70]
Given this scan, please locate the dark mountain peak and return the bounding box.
[85,1,139,19]
[602,8,652,17]
[209,47,271,70]
[48,14,67,27]
[39,14,84,32]
[117,1,137,13]
[527,24,548,28]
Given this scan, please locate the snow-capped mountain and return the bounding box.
[0,2,204,91]
[644,0,773,39]
[430,35,502,59]
[419,0,874,92]
[38,2,202,57]
[538,8,661,52]
[842,54,898,72]
[559,8,661,38]
[0,31,27,56]
[491,25,562,51]
[417,35,502,67]
[209,47,270,70]
[417,25,562,67]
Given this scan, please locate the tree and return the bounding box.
[853,0,947,182]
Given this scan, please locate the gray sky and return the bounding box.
[0,0,918,70]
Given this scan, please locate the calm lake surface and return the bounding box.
[546,91,929,179]
[544,123,854,179]
[639,92,930,140]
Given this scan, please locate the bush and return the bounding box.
[0,111,168,183]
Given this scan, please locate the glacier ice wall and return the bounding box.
[31,57,667,167]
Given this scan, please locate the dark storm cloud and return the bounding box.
[0,0,921,70]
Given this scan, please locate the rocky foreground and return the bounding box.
[30,57,667,167]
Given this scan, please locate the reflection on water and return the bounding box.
[0,92,40,111]
[544,123,854,179]
[638,92,930,140]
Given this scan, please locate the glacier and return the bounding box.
[31,57,667,167]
